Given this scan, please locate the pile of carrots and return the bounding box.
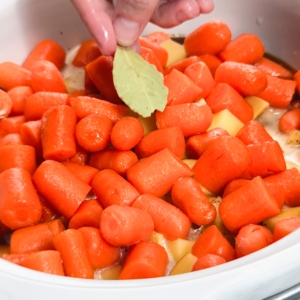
[1,20,300,280]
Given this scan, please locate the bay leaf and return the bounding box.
[113,46,168,118]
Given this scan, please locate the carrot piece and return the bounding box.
[100,205,154,247]
[198,54,222,77]
[20,120,42,151]
[0,167,42,230]
[7,86,33,116]
[132,193,191,240]
[70,96,127,123]
[72,40,101,67]
[69,144,90,165]
[145,31,170,44]
[254,57,294,79]
[110,116,144,150]
[0,144,36,176]
[70,89,92,98]
[0,115,26,137]
[32,160,91,219]
[184,21,232,56]
[78,227,120,269]
[85,56,123,104]
[191,225,235,261]
[186,128,230,159]
[30,60,67,93]
[236,120,273,145]
[192,254,226,271]
[155,101,213,138]
[0,89,13,118]
[127,148,193,197]
[222,178,250,198]
[256,74,296,109]
[68,199,103,229]
[0,133,24,146]
[10,219,65,254]
[205,83,253,124]
[164,69,203,105]
[184,61,216,99]
[39,197,60,223]
[20,250,65,276]
[171,177,216,226]
[84,70,99,94]
[24,91,70,121]
[119,240,168,280]
[163,56,203,76]
[218,33,265,64]
[41,105,77,161]
[278,108,300,133]
[140,47,164,74]
[0,62,32,91]
[89,149,138,177]
[273,217,300,242]
[135,126,185,159]
[53,229,94,279]
[294,70,300,96]
[91,169,140,207]
[235,224,273,258]
[219,176,281,233]
[263,168,300,207]
[193,136,251,195]
[22,39,66,71]
[2,253,29,265]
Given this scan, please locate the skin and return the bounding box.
[71,0,214,55]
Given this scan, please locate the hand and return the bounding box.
[71,0,214,56]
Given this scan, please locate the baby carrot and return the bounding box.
[69,145,90,165]
[53,229,94,279]
[20,120,42,151]
[0,167,42,230]
[91,169,140,207]
[278,108,300,133]
[294,70,300,96]
[132,193,191,240]
[140,47,164,74]
[163,56,203,76]
[198,54,222,77]
[7,86,33,116]
[32,160,91,219]
[100,205,154,246]
[41,105,77,161]
[184,20,232,56]
[222,178,250,198]
[72,40,101,67]
[235,224,273,258]
[89,149,138,177]
[192,254,226,271]
[127,148,193,197]
[119,240,168,280]
[0,115,26,137]
[273,217,300,242]
[0,133,23,146]
[0,89,13,119]
[68,199,103,229]
[2,253,29,265]
[110,116,144,151]
[39,198,60,223]
[145,31,170,44]
[171,177,216,226]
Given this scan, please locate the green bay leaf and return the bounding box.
[113,46,168,118]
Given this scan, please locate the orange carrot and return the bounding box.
[219,176,281,233]
[132,193,191,240]
[235,224,273,258]
[171,177,216,226]
[89,149,138,177]
[164,69,203,105]
[72,40,101,67]
[193,136,251,195]
[0,62,32,91]
[20,250,65,276]
[0,144,36,176]
[53,229,94,279]
[140,47,164,74]
[70,89,92,98]
[69,144,90,165]
[184,61,216,99]
[0,115,26,137]
[75,114,113,152]
[198,54,222,77]
[145,31,170,44]
[41,105,77,161]
[257,74,296,109]
[155,101,213,138]
[184,20,232,56]
[192,254,226,271]
[22,39,66,71]
[273,217,300,242]
[127,148,193,197]
[110,116,144,150]
[294,70,300,96]
[20,120,42,151]
[0,89,13,118]
[119,240,168,280]
[0,133,23,146]
[278,108,300,133]
[2,253,29,265]
[100,205,154,246]
[191,225,236,261]
[32,160,91,219]
[91,169,140,207]
[39,197,60,223]
[205,83,254,124]
[7,86,33,116]
[135,126,185,159]
[218,33,265,64]
[10,219,65,254]
[78,226,120,269]
[163,56,203,76]
[0,167,42,230]
[68,200,103,229]
[186,128,230,159]
[222,178,250,198]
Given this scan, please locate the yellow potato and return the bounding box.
[165,238,195,263]
[245,96,269,119]
[169,253,198,276]
[160,39,187,68]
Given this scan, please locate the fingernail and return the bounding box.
[114,16,141,46]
